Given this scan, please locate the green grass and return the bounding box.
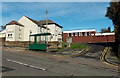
[61,42,87,49]
[117,57,120,60]
[69,43,87,49]
[48,42,87,52]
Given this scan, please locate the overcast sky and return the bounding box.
[1,2,114,32]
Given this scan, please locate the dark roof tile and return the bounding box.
[39,19,63,28]
[6,20,24,27]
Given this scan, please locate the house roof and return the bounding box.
[24,16,48,29]
[39,19,63,28]
[6,16,63,29]
[6,20,24,27]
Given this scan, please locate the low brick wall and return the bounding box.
[4,41,61,49]
[5,41,29,48]
[0,37,5,42]
[48,41,60,49]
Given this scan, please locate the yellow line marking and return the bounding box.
[100,47,118,68]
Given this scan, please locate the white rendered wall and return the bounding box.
[18,16,39,41]
[45,24,62,42]
[6,25,16,41]
[14,26,24,41]
[0,34,5,38]
[6,25,24,41]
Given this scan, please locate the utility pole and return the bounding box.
[46,10,48,44]
[46,10,48,33]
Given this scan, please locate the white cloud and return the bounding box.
[2,2,110,25]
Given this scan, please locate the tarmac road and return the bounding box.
[79,42,107,60]
[2,49,118,76]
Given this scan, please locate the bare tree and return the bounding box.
[101,27,111,33]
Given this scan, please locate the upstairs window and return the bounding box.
[19,34,21,39]
[19,27,21,31]
[30,30,32,34]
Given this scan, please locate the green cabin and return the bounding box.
[29,33,51,50]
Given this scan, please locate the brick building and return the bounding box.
[63,29,115,43]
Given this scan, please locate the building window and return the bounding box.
[68,33,71,37]
[78,32,80,36]
[75,33,78,36]
[87,32,90,36]
[8,34,12,38]
[30,30,32,34]
[19,27,21,31]
[82,32,85,36]
[19,34,21,39]
[73,33,75,37]
[71,33,73,36]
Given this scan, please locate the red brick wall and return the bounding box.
[63,33,68,42]
[92,35,115,43]
[63,33,115,43]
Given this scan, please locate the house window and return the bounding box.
[8,34,12,38]
[68,33,71,37]
[30,30,32,34]
[19,34,21,39]
[82,32,85,36]
[87,32,90,36]
[19,27,21,31]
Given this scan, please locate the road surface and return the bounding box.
[2,48,118,76]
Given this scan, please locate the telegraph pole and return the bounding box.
[46,10,48,44]
[46,10,48,33]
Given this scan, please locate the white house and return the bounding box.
[5,16,63,42]
[39,20,63,42]
[0,29,6,38]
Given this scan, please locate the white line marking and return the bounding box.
[6,59,46,71]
